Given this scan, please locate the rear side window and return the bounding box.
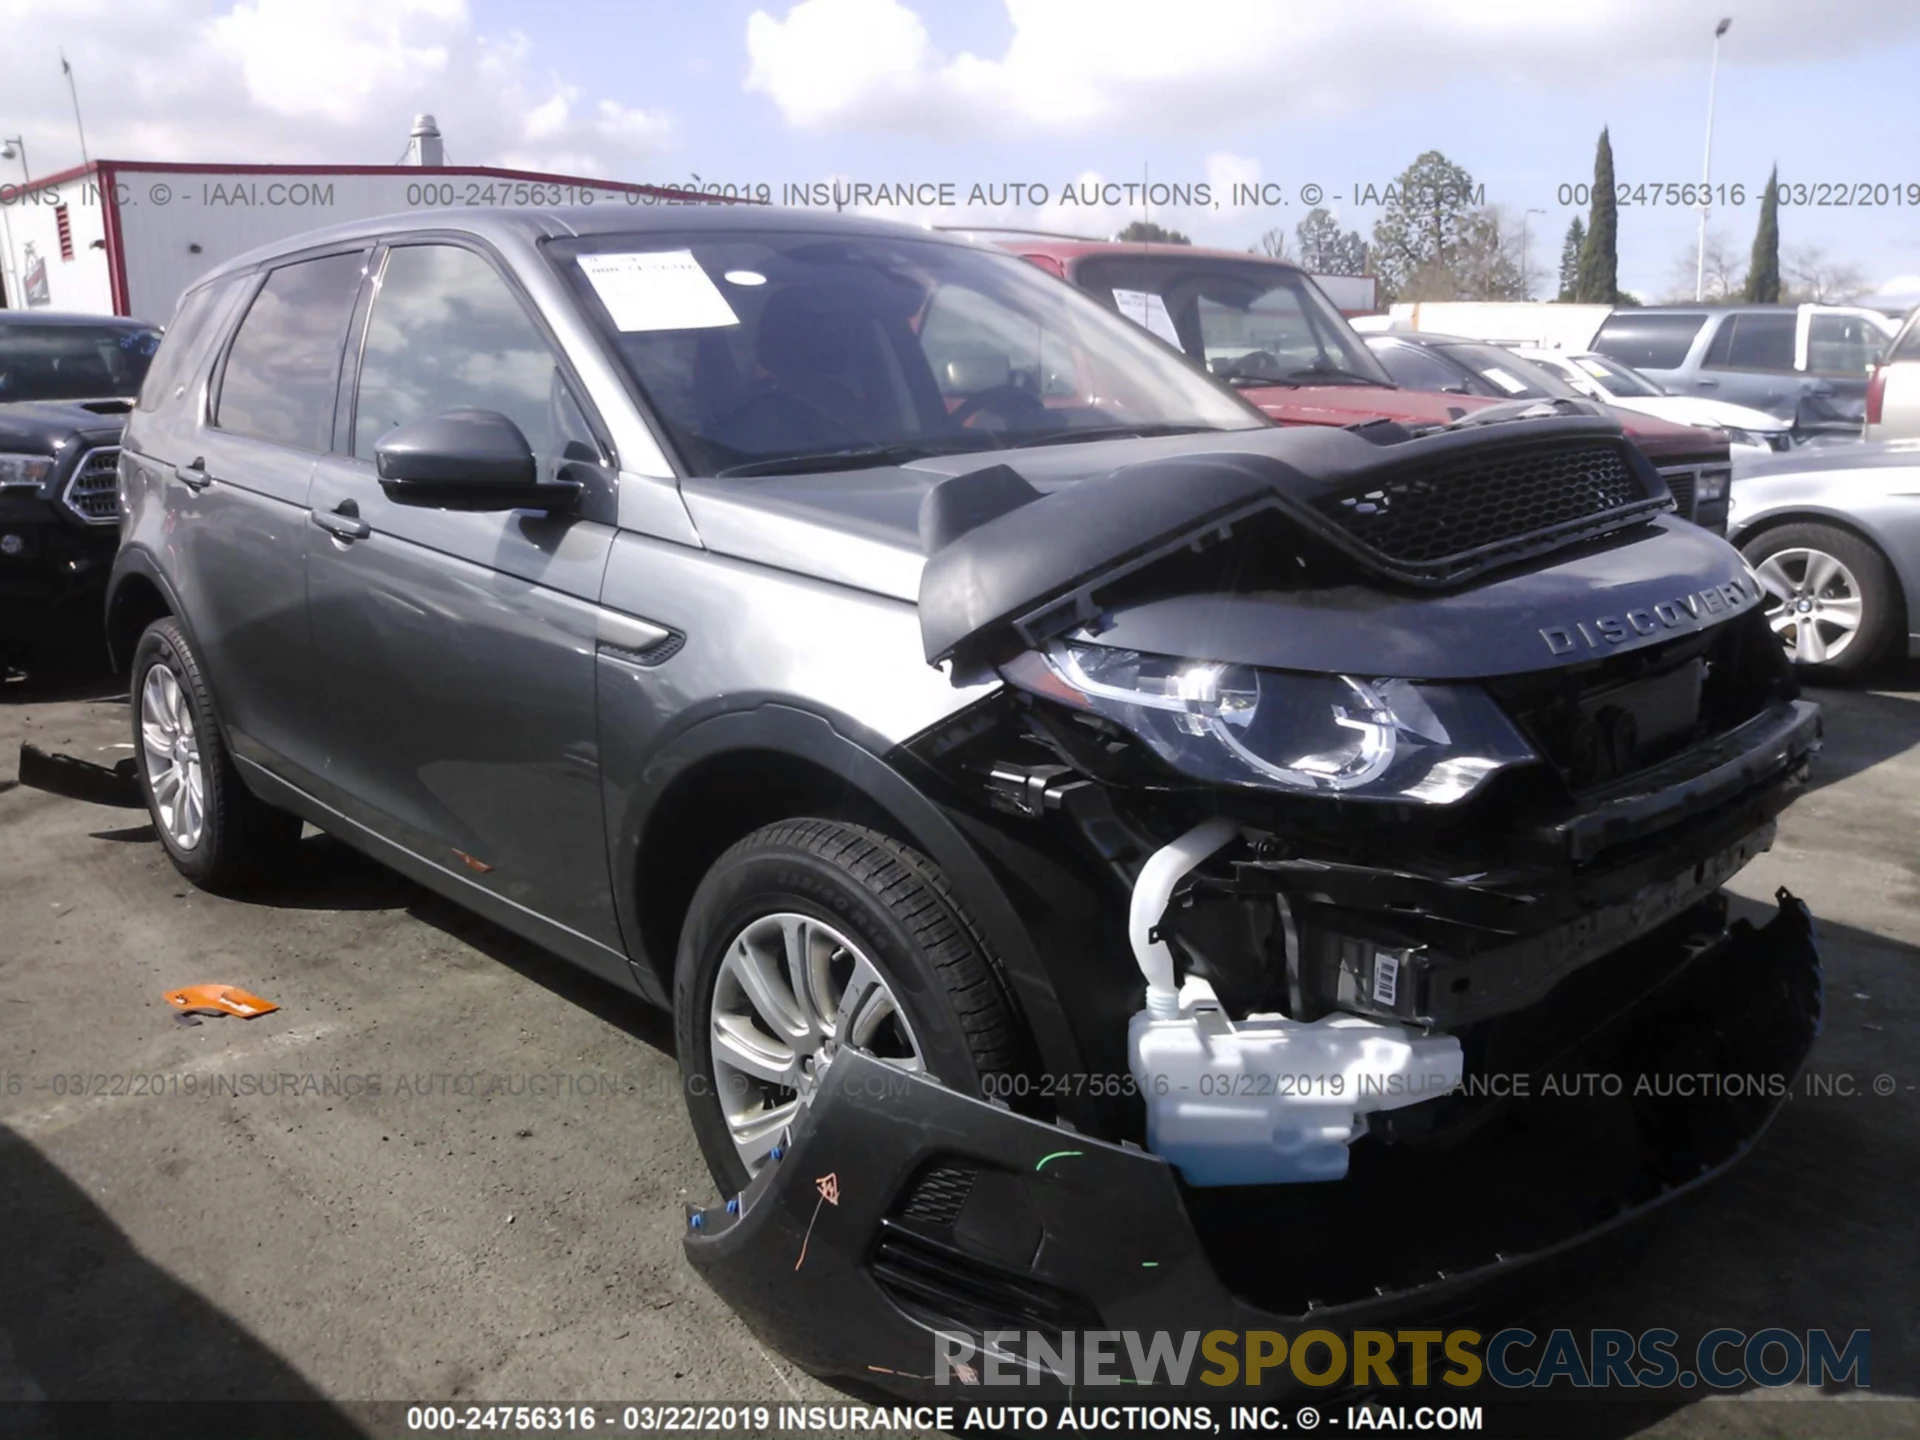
[138,281,228,412]
[1591,313,1705,371]
[1710,312,1795,373]
[216,251,367,450]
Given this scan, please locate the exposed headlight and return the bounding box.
[0,454,55,491]
[1694,467,1730,503]
[1004,640,1536,803]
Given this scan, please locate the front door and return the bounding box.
[306,241,623,952]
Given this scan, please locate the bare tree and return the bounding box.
[1253,227,1292,260]
[1664,228,1744,302]
[1782,244,1869,304]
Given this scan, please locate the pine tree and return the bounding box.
[1574,129,1618,303]
[1557,218,1585,301]
[1744,166,1781,303]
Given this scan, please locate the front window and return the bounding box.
[549,231,1260,476]
[1073,254,1390,389]
[0,323,162,403]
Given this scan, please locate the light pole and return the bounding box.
[0,138,27,311]
[1521,206,1546,299]
[1695,17,1732,303]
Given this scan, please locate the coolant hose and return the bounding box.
[1130,816,1241,1019]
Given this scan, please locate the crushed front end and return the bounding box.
[688,413,1825,1394]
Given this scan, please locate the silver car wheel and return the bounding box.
[140,663,205,850]
[709,911,924,1174]
[1753,547,1864,667]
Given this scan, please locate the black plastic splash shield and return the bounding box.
[683,892,1819,1402]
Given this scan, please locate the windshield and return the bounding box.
[1073,254,1391,388]
[1435,342,1584,401]
[0,323,162,403]
[549,231,1261,476]
[1571,353,1664,398]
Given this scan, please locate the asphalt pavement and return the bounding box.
[1,660,1915,1437]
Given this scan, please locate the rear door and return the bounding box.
[1697,311,1797,418]
[306,238,624,951]
[172,247,370,785]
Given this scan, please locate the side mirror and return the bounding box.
[373,408,580,513]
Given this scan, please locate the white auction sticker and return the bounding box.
[578,250,740,332]
[1111,287,1181,346]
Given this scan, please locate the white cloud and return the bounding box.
[741,0,1920,135]
[1872,273,1920,301]
[1,0,675,180]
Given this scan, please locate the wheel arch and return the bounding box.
[104,547,188,677]
[613,702,1082,1081]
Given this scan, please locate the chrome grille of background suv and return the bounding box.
[61,446,122,525]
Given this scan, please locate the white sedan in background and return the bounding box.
[1516,348,1794,457]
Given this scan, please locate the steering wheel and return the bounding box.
[949,383,1048,428]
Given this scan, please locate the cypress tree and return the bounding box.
[1557,217,1586,300]
[1574,128,1618,303]
[1744,166,1780,303]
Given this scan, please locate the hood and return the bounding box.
[1608,395,1787,434]
[1243,384,1498,429]
[1599,404,1727,462]
[1735,437,1920,482]
[907,415,1739,682]
[0,398,132,453]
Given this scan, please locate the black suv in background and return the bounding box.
[0,311,162,669]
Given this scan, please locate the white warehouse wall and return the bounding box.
[0,175,114,314]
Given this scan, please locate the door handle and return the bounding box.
[1695,378,1719,389]
[310,501,370,541]
[174,458,213,490]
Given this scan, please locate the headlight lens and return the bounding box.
[0,454,55,491]
[1006,640,1535,803]
[1694,467,1730,502]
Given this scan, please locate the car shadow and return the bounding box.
[1798,675,1920,794]
[0,1125,367,1436]
[238,832,678,1060]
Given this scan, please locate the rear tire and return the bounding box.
[131,617,302,891]
[1741,522,1897,679]
[674,818,1019,1194]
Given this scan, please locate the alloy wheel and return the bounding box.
[708,911,924,1174]
[140,663,205,850]
[1753,547,1864,667]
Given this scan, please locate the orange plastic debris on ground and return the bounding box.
[163,984,279,1019]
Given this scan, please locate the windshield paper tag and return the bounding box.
[1111,288,1181,347]
[578,251,740,332]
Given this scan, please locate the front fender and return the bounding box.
[602,698,1086,1092]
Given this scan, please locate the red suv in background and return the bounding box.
[994,237,1732,532]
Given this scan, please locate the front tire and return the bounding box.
[131,617,302,890]
[1742,522,1897,679]
[674,819,1019,1193]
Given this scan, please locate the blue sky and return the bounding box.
[10,0,1920,302]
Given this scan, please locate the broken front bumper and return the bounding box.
[684,892,1820,1400]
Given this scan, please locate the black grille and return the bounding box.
[1315,441,1661,583]
[870,1222,1097,1340]
[61,446,120,524]
[1661,466,1696,521]
[895,1160,977,1228]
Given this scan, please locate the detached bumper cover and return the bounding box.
[685,893,1820,1399]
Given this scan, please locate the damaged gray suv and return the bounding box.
[111,207,1822,1395]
